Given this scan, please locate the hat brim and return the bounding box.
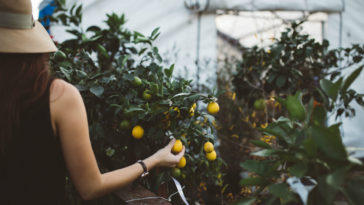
[0,21,57,53]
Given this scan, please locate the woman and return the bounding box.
[0,0,185,204]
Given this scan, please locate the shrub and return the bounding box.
[216,20,364,203]
[49,1,224,204]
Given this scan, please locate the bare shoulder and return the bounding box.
[49,79,85,135]
[50,79,82,104]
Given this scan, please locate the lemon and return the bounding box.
[119,120,131,129]
[206,150,217,161]
[207,102,219,114]
[172,168,181,178]
[143,90,152,100]
[54,50,67,61]
[192,103,197,110]
[172,139,183,154]
[132,76,142,86]
[171,106,181,118]
[189,107,195,117]
[132,125,144,139]
[177,156,186,168]
[203,142,214,153]
[253,98,266,110]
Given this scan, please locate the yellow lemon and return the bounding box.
[132,125,144,139]
[177,156,186,168]
[207,102,220,114]
[206,150,217,161]
[173,107,181,118]
[203,142,214,153]
[189,107,195,117]
[192,103,197,110]
[172,139,183,154]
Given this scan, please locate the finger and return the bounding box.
[167,138,176,148]
[175,146,185,160]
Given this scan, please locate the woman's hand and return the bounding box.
[152,139,185,167]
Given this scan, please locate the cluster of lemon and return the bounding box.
[129,101,220,140]
[171,139,186,178]
[203,141,216,161]
[128,101,220,178]
[260,135,276,145]
[172,139,186,168]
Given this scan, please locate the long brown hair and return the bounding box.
[0,53,51,155]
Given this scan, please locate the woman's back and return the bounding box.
[0,78,66,205]
[0,1,184,202]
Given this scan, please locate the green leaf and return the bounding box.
[317,167,349,205]
[240,160,271,176]
[229,197,256,205]
[326,166,350,188]
[138,48,147,55]
[134,31,145,37]
[341,65,363,93]
[311,124,347,160]
[86,25,101,33]
[269,183,290,198]
[124,106,145,113]
[119,55,129,68]
[164,68,172,78]
[262,125,292,145]
[276,75,287,88]
[240,177,268,186]
[285,92,306,121]
[303,136,317,157]
[317,176,336,204]
[75,5,82,17]
[90,86,104,97]
[150,27,160,38]
[340,176,364,205]
[320,78,342,101]
[288,163,307,178]
[164,64,174,78]
[269,183,296,203]
[97,44,109,58]
[251,149,276,157]
[59,67,72,81]
[250,140,272,149]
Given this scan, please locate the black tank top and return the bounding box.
[0,78,66,205]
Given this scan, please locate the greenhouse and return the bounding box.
[1,0,364,204]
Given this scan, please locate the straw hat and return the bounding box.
[0,0,57,53]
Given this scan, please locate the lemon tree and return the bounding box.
[50,1,224,204]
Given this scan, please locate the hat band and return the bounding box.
[0,11,34,29]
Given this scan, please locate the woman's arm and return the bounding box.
[50,79,184,200]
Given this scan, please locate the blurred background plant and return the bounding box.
[215,21,364,204]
